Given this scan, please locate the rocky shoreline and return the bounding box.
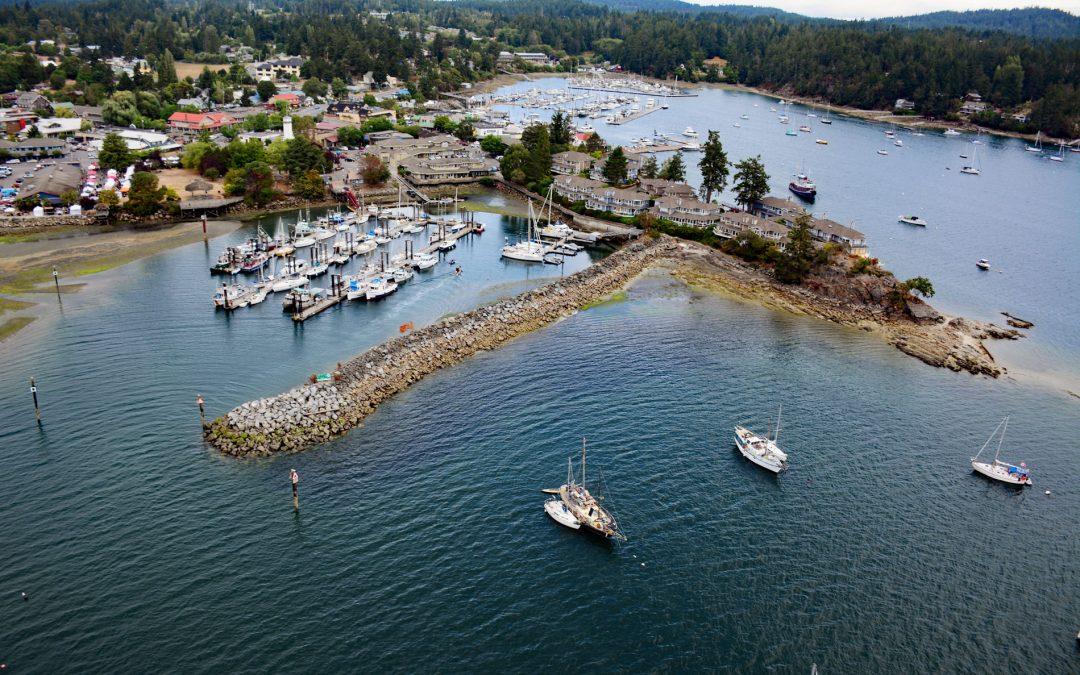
[204,236,678,457]
[666,241,1022,377]
[205,236,1024,457]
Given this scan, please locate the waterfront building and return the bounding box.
[589,153,642,182]
[586,186,651,217]
[168,112,238,136]
[713,211,790,249]
[553,175,604,202]
[397,153,498,184]
[638,178,696,199]
[754,195,808,220]
[650,195,725,227]
[551,151,594,176]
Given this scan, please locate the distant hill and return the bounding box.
[878,8,1080,40]
[580,0,810,21]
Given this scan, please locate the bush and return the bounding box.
[204,167,220,180]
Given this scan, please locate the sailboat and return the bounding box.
[820,105,832,124]
[1049,141,1065,163]
[960,142,981,175]
[734,406,789,473]
[501,193,550,263]
[556,439,625,540]
[970,417,1032,486]
[1026,131,1043,153]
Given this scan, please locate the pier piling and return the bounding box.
[29,377,40,422]
[196,394,207,428]
[201,214,207,241]
[52,266,61,302]
[290,469,299,510]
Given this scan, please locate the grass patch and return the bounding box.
[0,315,34,342]
[582,289,628,311]
[0,296,33,315]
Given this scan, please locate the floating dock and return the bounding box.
[607,106,663,125]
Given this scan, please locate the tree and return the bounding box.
[226,139,267,169]
[903,276,935,298]
[102,91,140,126]
[98,133,133,171]
[302,77,328,100]
[584,132,606,154]
[698,130,729,202]
[774,213,815,284]
[499,144,532,185]
[454,122,475,142]
[292,169,326,199]
[281,137,328,177]
[337,126,365,148]
[224,161,277,205]
[433,115,456,133]
[59,189,79,206]
[992,55,1024,108]
[520,123,551,185]
[639,154,659,179]
[361,154,390,185]
[549,110,572,147]
[126,172,166,216]
[480,135,507,156]
[256,79,276,103]
[97,189,119,208]
[660,152,686,181]
[732,155,769,209]
[157,49,177,86]
[602,146,628,184]
[331,77,349,98]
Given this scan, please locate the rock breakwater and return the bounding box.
[205,237,676,457]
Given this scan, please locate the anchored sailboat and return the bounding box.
[734,405,789,473]
[552,439,625,540]
[970,417,1032,486]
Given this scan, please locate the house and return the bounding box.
[638,178,696,199]
[19,164,82,204]
[589,153,642,182]
[325,101,395,124]
[585,186,650,217]
[15,92,51,114]
[0,137,66,157]
[551,151,593,175]
[959,100,987,116]
[713,211,789,249]
[397,153,498,184]
[497,51,553,67]
[167,111,237,135]
[0,111,39,135]
[754,195,807,220]
[254,57,304,81]
[176,95,209,111]
[702,56,728,74]
[806,217,867,254]
[268,92,302,108]
[894,98,916,111]
[553,175,603,202]
[34,117,83,137]
[650,195,724,227]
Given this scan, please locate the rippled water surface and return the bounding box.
[2,81,1079,673]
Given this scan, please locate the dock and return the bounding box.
[290,219,480,323]
[625,143,690,154]
[608,106,663,125]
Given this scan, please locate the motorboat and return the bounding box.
[682,126,698,138]
[732,122,741,128]
[544,498,581,530]
[976,258,991,270]
[944,129,961,136]
[894,139,903,147]
[212,283,255,309]
[365,276,398,300]
[413,253,438,270]
[437,238,457,252]
[345,275,369,301]
[539,220,575,240]
[740,113,749,120]
[785,129,797,136]
[877,149,889,155]
[815,139,828,145]
[788,173,816,200]
[798,125,811,133]
[970,417,1032,486]
[898,215,928,226]
[353,238,377,255]
[734,407,789,474]
[303,261,329,277]
[388,266,414,284]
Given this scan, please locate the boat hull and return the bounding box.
[971,460,1031,486]
[788,183,816,201]
[544,500,581,529]
[733,429,786,474]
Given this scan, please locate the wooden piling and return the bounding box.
[29,377,40,422]
[51,266,61,302]
[196,394,206,428]
[290,469,299,510]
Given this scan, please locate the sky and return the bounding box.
[689,0,1080,20]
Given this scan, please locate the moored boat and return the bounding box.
[898,215,928,226]
[976,258,991,270]
[788,173,817,200]
[970,417,1032,486]
[734,406,789,474]
[557,439,624,540]
[544,498,581,530]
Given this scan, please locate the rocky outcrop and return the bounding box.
[666,240,1021,378]
[205,236,676,457]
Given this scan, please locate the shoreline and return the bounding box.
[206,237,1022,458]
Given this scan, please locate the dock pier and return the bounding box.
[608,106,663,125]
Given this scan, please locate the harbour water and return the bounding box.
[2,82,1078,672]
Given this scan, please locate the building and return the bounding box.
[638,178,696,199]
[268,92,302,108]
[754,195,807,220]
[650,195,724,227]
[116,130,181,152]
[806,217,867,254]
[0,137,66,157]
[254,57,304,81]
[325,101,395,124]
[551,151,593,176]
[959,100,987,115]
[398,149,498,184]
[15,91,52,113]
[167,111,237,135]
[713,211,789,249]
[585,186,650,217]
[34,117,83,137]
[589,153,642,182]
[0,111,40,135]
[20,163,82,203]
[367,134,460,164]
[553,175,604,202]
[497,51,554,67]
[894,98,916,111]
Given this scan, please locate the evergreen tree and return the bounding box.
[549,110,572,147]
[99,132,133,171]
[601,146,628,184]
[697,130,728,202]
[639,154,658,179]
[660,152,686,181]
[157,49,176,87]
[520,123,551,185]
[774,213,815,284]
[732,155,770,209]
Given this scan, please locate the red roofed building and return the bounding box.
[268,93,301,108]
[168,111,237,136]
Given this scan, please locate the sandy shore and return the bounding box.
[0,219,243,343]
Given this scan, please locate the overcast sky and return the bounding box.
[689,1,1080,20]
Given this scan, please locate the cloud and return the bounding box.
[689,0,1080,20]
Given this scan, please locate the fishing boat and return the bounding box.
[970,417,1032,486]
[212,283,256,309]
[556,439,624,540]
[788,173,817,200]
[976,258,991,270]
[388,266,414,284]
[898,215,928,226]
[734,407,789,474]
[544,498,581,530]
[345,275,369,301]
[1026,130,1043,153]
[240,252,268,273]
[365,276,398,301]
[210,248,242,275]
[413,253,438,270]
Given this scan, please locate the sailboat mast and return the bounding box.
[994,417,1008,462]
[581,437,587,486]
[774,404,782,444]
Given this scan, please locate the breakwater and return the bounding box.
[205,236,676,457]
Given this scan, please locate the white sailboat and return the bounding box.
[501,196,550,263]
[1026,131,1043,153]
[544,498,581,530]
[960,142,981,175]
[1049,141,1065,163]
[734,406,789,474]
[970,417,1032,486]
